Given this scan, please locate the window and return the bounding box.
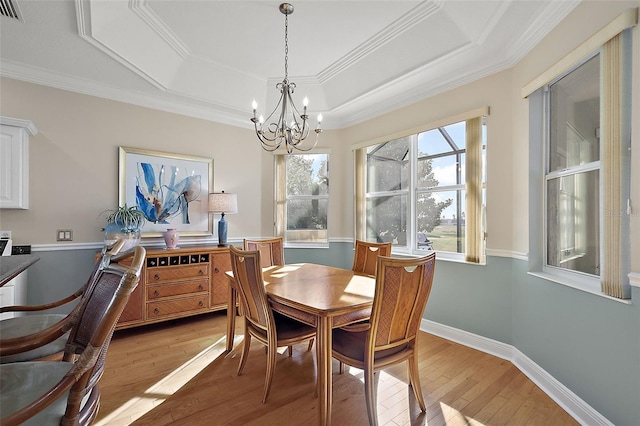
[356,112,487,263]
[275,153,329,245]
[526,12,634,299]
[546,54,601,277]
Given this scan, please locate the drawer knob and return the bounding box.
[198,301,204,307]
[198,284,204,291]
[154,273,160,281]
[154,290,160,297]
[199,269,204,276]
[154,307,160,314]
[214,267,220,273]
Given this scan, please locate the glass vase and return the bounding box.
[104,222,141,251]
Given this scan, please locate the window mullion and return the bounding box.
[410,134,418,253]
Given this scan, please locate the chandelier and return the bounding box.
[251,3,322,153]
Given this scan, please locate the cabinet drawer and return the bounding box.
[147,280,209,300]
[147,264,209,283]
[147,295,209,319]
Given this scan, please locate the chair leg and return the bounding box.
[237,328,251,376]
[339,360,344,374]
[263,342,278,403]
[363,367,379,426]
[314,338,320,398]
[288,345,293,357]
[408,354,426,412]
[307,338,314,352]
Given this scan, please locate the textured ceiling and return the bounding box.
[0,0,580,129]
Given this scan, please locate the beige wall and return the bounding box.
[0,80,262,243]
[1,0,638,274]
[0,78,347,245]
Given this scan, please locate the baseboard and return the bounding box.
[421,319,613,426]
[485,248,528,261]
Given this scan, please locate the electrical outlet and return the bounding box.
[12,245,31,255]
[0,230,11,239]
[56,229,73,241]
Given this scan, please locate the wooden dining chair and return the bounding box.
[0,239,127,363]
[243,237,284,267]
[352,240,392,277]
[229,246,316,404]
[243,237,310,354]
[0,245,145,426]
[332,252,436,426]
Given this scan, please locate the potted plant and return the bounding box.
[103,204,146,249]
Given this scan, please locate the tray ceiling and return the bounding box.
[0,0,579,129]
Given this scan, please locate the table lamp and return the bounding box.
[208,191,238,247]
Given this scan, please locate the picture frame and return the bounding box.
[118,146,213,237]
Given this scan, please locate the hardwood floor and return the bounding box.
[96,312,578,426]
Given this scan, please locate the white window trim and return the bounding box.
[528,271,632,304]
[357,113,487,264]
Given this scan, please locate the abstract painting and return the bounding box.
[119,147,213,237]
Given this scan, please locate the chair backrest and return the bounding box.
[55,238,129,338]
[352,240,392,276]
[229,246,274,333]
[60,245,145,424]
[75,238,128,306]
[244,237,284,267]
[0,240,131,363]
[63,245,145,360]
[0,239,127,318]
[60,238,128,318]
[368,252,436,354]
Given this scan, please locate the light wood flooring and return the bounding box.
[96,312,578,426]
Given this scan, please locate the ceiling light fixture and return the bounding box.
[251,3,322,153]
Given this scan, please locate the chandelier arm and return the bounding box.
[253,120,282,151]
[258,89,287,143]
[287,131,320,152]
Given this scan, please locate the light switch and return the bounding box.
[56,229,73,241]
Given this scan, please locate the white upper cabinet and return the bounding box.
[0,117,38,209]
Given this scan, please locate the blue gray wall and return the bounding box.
[26,241,640,425]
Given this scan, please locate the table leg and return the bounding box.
[317,315,332,425]
[225,278,237,354]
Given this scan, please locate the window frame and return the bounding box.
[356,112,487,263]
[542,51,602,284]
[275,151,330,248]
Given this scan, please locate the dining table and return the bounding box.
[225,263,376,426]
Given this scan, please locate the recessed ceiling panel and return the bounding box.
[146,1,421,79]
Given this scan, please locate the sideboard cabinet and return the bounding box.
[116,246,232,330]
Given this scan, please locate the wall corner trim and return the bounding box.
[420,319,614,426]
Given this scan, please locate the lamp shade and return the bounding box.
[208,192,238,214]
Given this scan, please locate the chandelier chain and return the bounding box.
[284,13,288,80]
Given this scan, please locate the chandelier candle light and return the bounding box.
[251,3,322,153]
[208,191,238,247]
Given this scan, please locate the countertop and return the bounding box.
[0,254,40,287]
